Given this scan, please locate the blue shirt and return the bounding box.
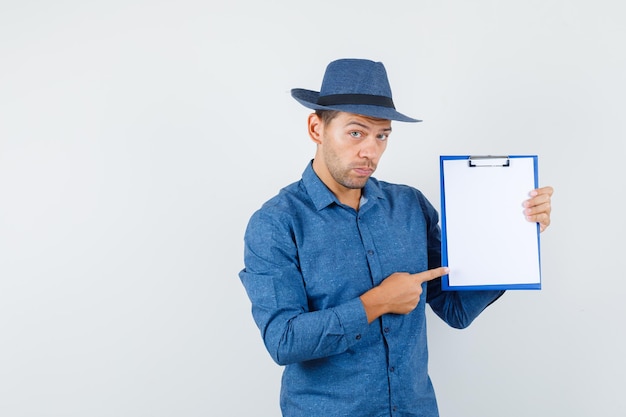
[239,162,504,417]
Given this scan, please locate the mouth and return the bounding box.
[352,166,374,176]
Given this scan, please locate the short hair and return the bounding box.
[315,109,340,125]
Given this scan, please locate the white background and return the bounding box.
[1,1,624,416]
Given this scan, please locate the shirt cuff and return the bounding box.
[333,297,370,346]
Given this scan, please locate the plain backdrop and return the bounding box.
[1,1,624,416]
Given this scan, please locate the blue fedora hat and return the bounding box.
[291,58,421,123]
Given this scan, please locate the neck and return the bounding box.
[339,189,362,210]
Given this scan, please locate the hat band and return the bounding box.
[317,94,395,109]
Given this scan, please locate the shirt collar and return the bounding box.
[301,160,385,211]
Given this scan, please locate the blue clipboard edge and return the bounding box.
[439,155,542,291]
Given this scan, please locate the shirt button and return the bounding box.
[384,327,390,333]
[392,405,398,412]
[367,250,374,255]
[390,366,395,372]
[355,334,361,340]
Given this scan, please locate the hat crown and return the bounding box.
[290,58,421,122]
[319,59,393,98]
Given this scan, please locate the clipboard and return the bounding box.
[439,155,541,290]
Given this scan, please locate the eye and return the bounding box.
[349,131,362,138]
[376,133,389,141]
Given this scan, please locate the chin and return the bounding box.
[344,180,368,189]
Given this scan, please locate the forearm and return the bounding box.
[427,280,505,329]
[257,297,369,365]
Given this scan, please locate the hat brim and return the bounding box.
[291,88,421,123]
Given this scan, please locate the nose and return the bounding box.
[358,136,380,159]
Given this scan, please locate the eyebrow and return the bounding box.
[344,121,392,133]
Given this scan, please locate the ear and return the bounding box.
[307,113,323,145]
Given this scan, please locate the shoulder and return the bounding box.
[373,178,432,204]
[370,178,439,222]
[246,180,310,231]
[257,180,308,214]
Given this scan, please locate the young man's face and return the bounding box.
[311,111,391,192]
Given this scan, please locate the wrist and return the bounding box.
[360,286,387,324]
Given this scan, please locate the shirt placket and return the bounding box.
[356,209,402,415]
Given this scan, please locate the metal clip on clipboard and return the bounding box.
[468,155,510,167]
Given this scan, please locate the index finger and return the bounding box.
[414,267,450,284]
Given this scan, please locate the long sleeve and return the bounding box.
[239,208,369,366]
[426,280,505,329]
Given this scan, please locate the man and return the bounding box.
[239,58,553,417]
